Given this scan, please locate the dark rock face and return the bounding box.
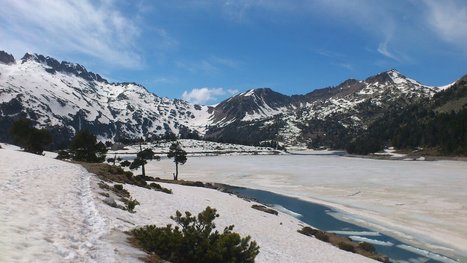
[0,51,15,65]
[205,115,287,145]
[365,70,398,85]
[299,79,365,101]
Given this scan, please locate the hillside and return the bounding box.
[347,75,467,155]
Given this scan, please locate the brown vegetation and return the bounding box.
[298,226,390,262]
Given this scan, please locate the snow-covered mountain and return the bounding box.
[0,51,212,145]
[0,50,457,147]
[206,69,441,147]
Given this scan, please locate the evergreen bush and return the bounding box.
[132,206,259,263]
[127,198,140,212]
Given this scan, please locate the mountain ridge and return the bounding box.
[0,50,462,148]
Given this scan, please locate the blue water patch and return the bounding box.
[228,186,460,263]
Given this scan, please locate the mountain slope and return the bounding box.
[0,52,212,145]
[346,75,467,155]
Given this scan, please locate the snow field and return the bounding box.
[0,146,375,262]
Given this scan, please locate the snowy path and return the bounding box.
[0,149,111,263]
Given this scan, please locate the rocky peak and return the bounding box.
[21,52,107,83]
[365,69,412,86]
[20,52,36,62]
[0,51,15,65]
[365,70,397,85]
[302,78,365,102]
[236,88,291,107]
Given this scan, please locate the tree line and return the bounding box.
[346,104,466,155]
[9,119,188,180]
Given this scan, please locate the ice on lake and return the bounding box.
[141,153,467,261]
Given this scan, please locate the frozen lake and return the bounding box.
[142,153,467,261]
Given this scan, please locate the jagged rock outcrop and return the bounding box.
[0,51,15,65]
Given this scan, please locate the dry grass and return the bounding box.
[251,204,278,215]
[298,226,390,262]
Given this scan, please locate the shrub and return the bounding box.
[120,160,131,167]
[338,242,355,253]
[114,184,124,191]
[132,207,259,263]
[127,198,140,212]
[56,150,71,160]
[107,165,125,175]
[149,183,172,194]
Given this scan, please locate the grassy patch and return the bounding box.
[78,162,172,194]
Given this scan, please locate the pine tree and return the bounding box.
[69,130,107,162]
[129,141,158,177]
[10,119,52,155]
[167,142,187,180]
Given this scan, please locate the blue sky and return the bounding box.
[1,0,466,105]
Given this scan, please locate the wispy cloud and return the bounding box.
[315,49,345,59]
[182,87,239,105]
[377,40,401,62]
[0,0,145,68]
[422,0,467,53]
[335,63,354,71]
[217,1,427,62]
[176,56,239,74]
